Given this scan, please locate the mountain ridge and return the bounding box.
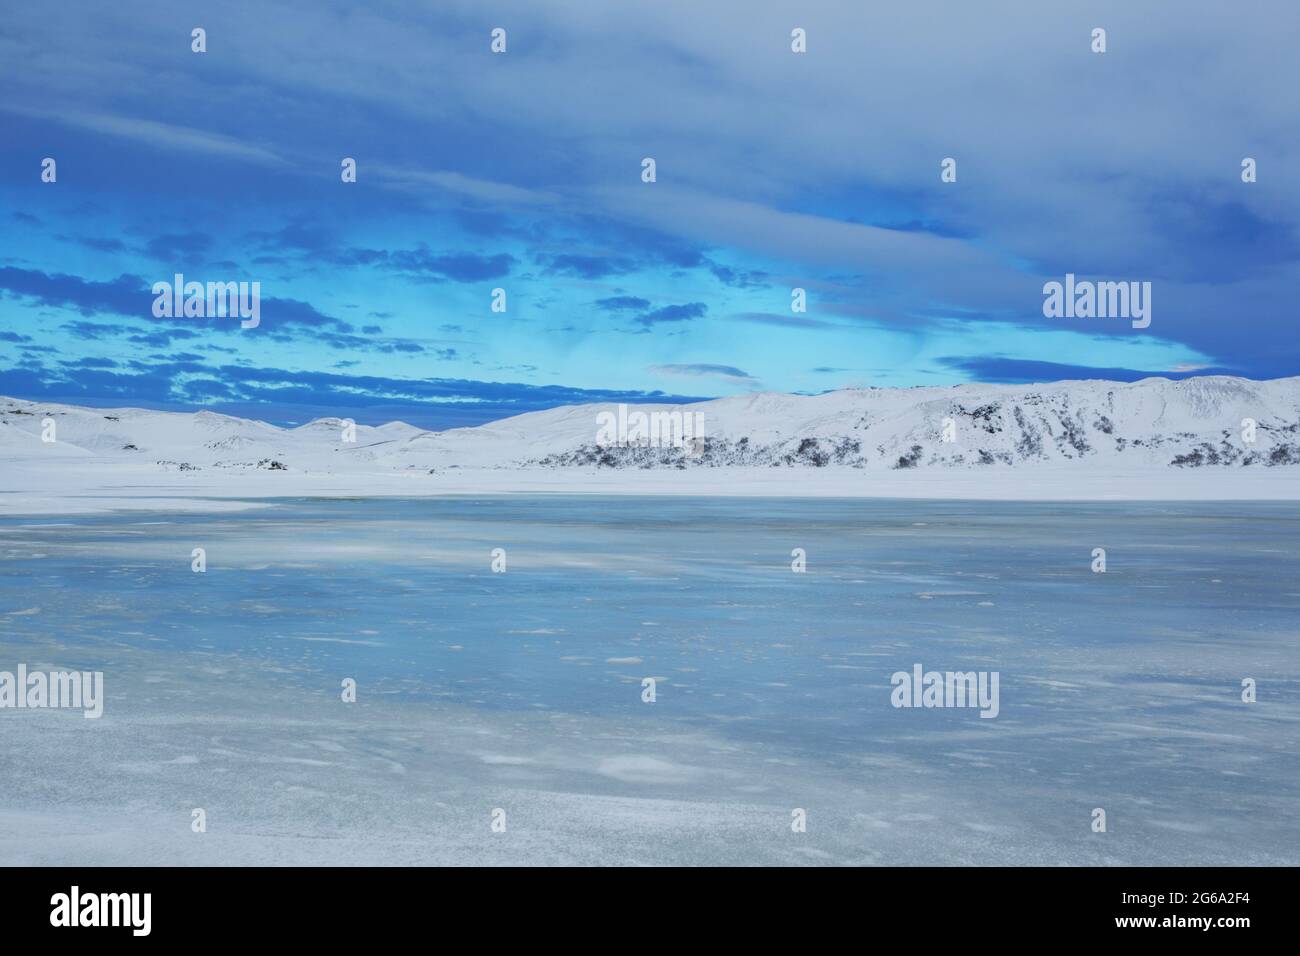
[3,375,1299,476]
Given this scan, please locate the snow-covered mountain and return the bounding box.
[2,376,1298,478]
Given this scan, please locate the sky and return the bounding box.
[1,1,1297,428]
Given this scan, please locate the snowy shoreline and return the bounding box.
[4,462,1300,516]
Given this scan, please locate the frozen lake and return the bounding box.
[1,496,1297,865]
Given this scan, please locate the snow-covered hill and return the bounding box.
[3,376,1299,479]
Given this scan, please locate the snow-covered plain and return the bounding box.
[3,375,1298,516]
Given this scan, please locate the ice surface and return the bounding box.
[1,497,1297,865]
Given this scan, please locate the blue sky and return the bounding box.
[1,1,1296,427]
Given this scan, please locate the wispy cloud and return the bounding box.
[6,106,287,166]
[649,363,756,384]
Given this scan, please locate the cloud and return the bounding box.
[321,247,516,282]
[370,165,561,207]
[2,0,1298,387]
[126,329,203,347]
[649,362,756,383]
[0,267,151,317]
[938,356,1241,384]
[0,266,364,336]
[144,232,214,262]
[59,356,118,369]
[635,302,707,326]
[248,223,336,256]
[377,249,515,282]
[707,260,769,288]
[57,235,128,254]
[538,253,638,279]
[730,311,840,329]
[6,106,287,166]
[594,296,651,311]
[597,185,1012,307]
